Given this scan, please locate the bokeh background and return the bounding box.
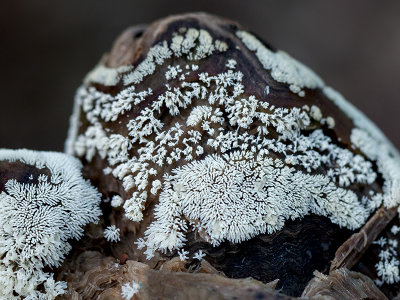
[1,0,399,151]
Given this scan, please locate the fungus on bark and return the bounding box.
[121,281,141,300]
[0,149,101,299]
[104,225,121,242]
[64,13,400,297]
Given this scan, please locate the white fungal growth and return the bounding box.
[326,87,400,209]
[165,65,182,80]
[0,268,68,300]
[67,26,400,261]
[84,64,132,86]
[373,237,400,286]
[65,85,83,155]
[376,258,400,286]
[325,116,335,128]
[236,30,324,97]
[151,179,162,195]
[124,192,147,222]
[391,226,400,235]
[178,249,189,261]
[104,225,121,242]
[111,195,124,207]
[121,281,141,300]
[187,105,214,127]
[226,59,237,69]
[193,250,206,261]
[142,151,372,257]
[0,149,101,299]
[123,27,228,86]
[134,238,146,250]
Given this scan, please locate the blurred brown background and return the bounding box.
[0,0,399,151]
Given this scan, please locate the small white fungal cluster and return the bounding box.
[67,26,400,261]
[104,225,121,242]
[236,30,324,97]
[176,249,206,262]
[121,281,141,300]
[85,64,132,87]
[0,149,101,299]
[123,27,227,85]
[142,150,377,258]
[373,232,400,286]
[193,250,206,261]
[111,194,124,208]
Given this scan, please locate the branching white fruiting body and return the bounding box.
[121,281,141,300]
[104,225,121,242]
[0,149,101,299]
[373,233,400,286]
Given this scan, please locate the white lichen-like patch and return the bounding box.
[85,64,132,86]
[310,105,322,121]
[325,87,400,210]
[121,281,141,300]
[142,150,372,258]
[0,149,101,299]
[193,249,206,261]
[0,267,68,300]
[104,225,121,242]
[178,249,189,261]
[236,30,324,97]
[67,26,400,262]
[348,84,400,287]
[111,195,124,207]
[392,226,400,235]
[373,235,400,286]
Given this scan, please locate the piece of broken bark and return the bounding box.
[331,206,398,272]
[351,215,400,298]
[302,268,387,299]
[61,251,293,300]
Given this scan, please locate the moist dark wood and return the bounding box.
[197,215,352,297]
[0,160,52,191]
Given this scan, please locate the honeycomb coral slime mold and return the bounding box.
[0,149,101,299]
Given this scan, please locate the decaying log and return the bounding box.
[62,11,400,299]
